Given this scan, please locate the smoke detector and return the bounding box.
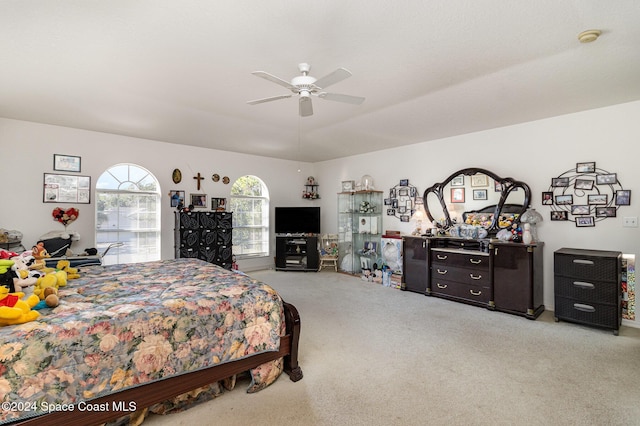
[578,30,601,43]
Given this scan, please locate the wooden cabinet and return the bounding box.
[493,242,544,319]
[275,236,319,272]
[554,248,622,334]
[402,236,429,294]
[174,211,233,269]
[430,248,492,306]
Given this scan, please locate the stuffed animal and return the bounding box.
[32,242,51,260]
[33,269,67,302]
[10,256,38,293]
[56,260,80,279]
[0,288,40,326]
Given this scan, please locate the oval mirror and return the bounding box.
[423,168,531,234]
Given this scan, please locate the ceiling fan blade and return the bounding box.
[314,68,352,89]
[318,92,365,105]
[247,94,292,105]
[299,97,313,117]
[251,71,296,90]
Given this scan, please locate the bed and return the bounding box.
[0,258,302,426]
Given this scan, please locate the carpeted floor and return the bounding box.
[144,269,640,426]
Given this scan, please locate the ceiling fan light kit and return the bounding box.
[248,62,365,116]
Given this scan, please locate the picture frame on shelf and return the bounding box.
[596,207,617,217]
[211,197,226,211]
[472,189,487,200]
[596,173,617,185]
[450,188,465,203]
[576,162,596,173]
[53,154,81,173]
[169,190,185,207]
[451,175,464,187]
[616,190,631,206]
[550,211,568,221]
[190,193,207,208]
[341,180,355,192]
[575,216,595,227]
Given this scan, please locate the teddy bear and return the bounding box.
[0,288,41,326]
[56,260,80,279]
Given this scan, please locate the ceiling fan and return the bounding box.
[247,63,365,117]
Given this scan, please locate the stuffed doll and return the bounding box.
[10,256,38,293]
[0,288,40,326]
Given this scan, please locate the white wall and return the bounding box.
[0,118,317,271]
[315,100,640,327]
[1,100,638,326]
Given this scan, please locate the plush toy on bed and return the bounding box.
[0,287,41,326]
[10,256,38,293]
[56,260,80,280]
[32,242,51,260]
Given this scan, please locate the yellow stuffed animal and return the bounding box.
[56,260,80,280]
[0,288,40,326]
[34,270,67,300]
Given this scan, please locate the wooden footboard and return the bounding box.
[8,300,302,426]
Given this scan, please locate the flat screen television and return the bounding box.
[275,207,321,235]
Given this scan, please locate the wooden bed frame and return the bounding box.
[8,301,302,426]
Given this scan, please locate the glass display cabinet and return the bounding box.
[338,190,383,274]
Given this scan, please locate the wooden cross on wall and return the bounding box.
[194,172,204,190]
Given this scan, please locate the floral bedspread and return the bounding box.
[0,258,285,424]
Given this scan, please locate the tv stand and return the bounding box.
[275,235,319,272]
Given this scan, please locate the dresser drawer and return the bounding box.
[431,250,490,270]
[554,276,618,305]
[554,296,620,330]
[431,278,490,304]
[554,251,620,281]
[432,266,490,286]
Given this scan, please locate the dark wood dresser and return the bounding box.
[554,248,622,335]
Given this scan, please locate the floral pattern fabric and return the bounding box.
[0,258,285,424]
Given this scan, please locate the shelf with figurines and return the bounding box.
[302,176,320,199]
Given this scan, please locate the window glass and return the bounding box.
[95,164,161,265]
[230,176,269,258]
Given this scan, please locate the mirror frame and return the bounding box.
[423,167,531,234]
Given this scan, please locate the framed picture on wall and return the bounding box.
[552,177,570,187]
[471,174,488,187]
[53,154,81,173]
[596,173,617,185]
[576,162,596,173]
[542,192,553,205]
[550,211,568,221]
[588,194,608,205]
[596,207,617,217]
[575,216,595,227]
[451,188,465,203]
[169,190,185,207]
[555,194,573,205]
[472,189,487,200]
[451,175,464,187]
[616,190,631,206]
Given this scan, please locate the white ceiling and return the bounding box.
[2,1,640,162]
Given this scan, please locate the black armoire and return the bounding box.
[174,211,233,269]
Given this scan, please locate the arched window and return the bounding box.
[95,164,161,265]
[229,176,269,258]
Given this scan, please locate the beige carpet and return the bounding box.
[144,269,640,426]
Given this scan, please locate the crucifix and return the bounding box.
[193,172,204,190]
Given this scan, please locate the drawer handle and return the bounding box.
[437,254,448,260]
[573,259,594,265]
[470,289,482,296]
[573,281,595,289]
[469,274,482,280]
[573,303,596,313]
[436,283,448,289]
[469,258,482,264]
[436,269,448,275]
